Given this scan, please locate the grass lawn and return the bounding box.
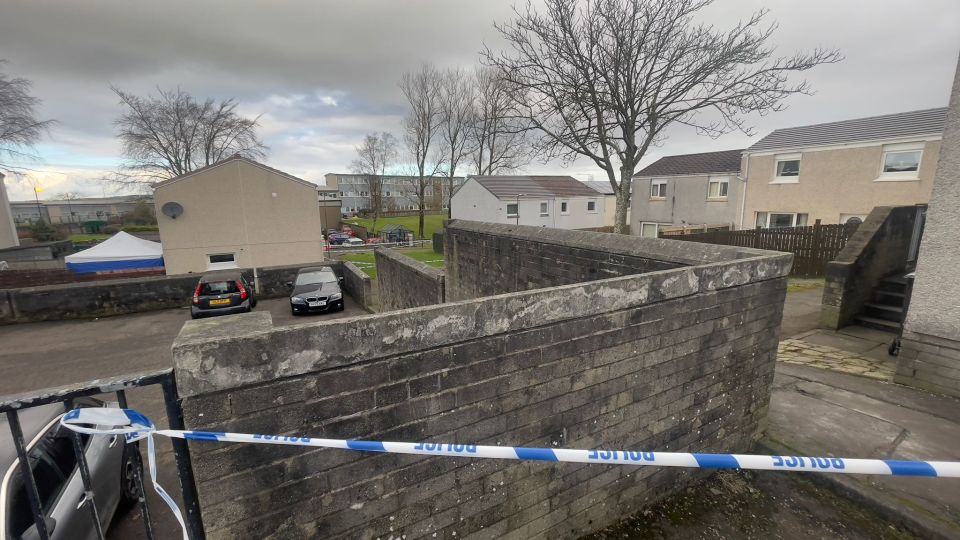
[342,214,446,239]
[336,247,443,280]
[68,234,110,242]
[787,277,825,293]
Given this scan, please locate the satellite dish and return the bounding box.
[161,201,184,219]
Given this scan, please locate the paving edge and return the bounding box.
[755,438,960,540]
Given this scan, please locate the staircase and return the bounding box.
[855,272,908,333]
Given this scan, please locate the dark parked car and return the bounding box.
[190,271,257,319]
[288,266,344,315]
[2,399,140,540]
[327,233,350,246]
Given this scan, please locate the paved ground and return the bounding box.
[779,285,824,339]
[765,363,960,539]
[0,295,367,539]
[778,337,896,381]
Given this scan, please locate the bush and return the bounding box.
[122,225,159,233]
[125,200,157,226]
[103,224,121,234]
[29,220,66,242]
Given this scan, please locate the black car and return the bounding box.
[288,266,344,315]
[190,271,257,319]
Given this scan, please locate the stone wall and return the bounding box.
[0,260,373,323]
[443,220,765,302]
[172,223,791,539]
[375,249,445,311]
[819,206,919,329]
[896,53,960,397]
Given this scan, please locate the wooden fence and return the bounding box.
[659,220,860,278]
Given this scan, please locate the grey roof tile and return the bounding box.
[634,149,743,177]
[474,176,600,199]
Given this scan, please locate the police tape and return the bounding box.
[61,407,960,539]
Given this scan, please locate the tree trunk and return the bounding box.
[613,167,633,234]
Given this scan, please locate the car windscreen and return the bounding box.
[295,271,337,286]
[201,281,239,295]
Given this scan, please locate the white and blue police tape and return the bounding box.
[61,407,960,539]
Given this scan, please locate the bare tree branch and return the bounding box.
[350,132,398,233]
[484,0,842,232]
[469,66,533,176]
[400,63,446,238]
[108,86,268,189]
[0,60,55,175]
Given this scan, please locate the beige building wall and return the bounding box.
[742,140,940,226]
[155,159,324,275]
[0,173,19,249]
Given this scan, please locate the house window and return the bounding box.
[506,203,518,217]
[707,176,729,199]
[560,201,569,215]
[587,200,597,213]
[640,222,666,238]
[773,154,801,182]
[756,212,808,228]
[208,253,235,264]
[207,253,238,271]
[878,143,923,180]
[539,201,549,216]
[650,179,667,199]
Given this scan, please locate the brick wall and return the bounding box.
[819,206,919,329]
[443,220,763,302]
[173,227,791,539]
[375,249,444,311]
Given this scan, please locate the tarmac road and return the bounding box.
[0,295,367,539]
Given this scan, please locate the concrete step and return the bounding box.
[854,315,901,333]
[863,302,904,314]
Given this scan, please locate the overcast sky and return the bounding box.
[1,0,958,200]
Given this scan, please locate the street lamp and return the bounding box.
[515,193,525,225]
[32,185,44,224]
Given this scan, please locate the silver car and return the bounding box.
[0,399,139,540]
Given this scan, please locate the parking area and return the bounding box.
[0,295,367,538]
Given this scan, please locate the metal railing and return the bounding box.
[0,368,204,540]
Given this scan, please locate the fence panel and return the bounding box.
[660,221,859,277]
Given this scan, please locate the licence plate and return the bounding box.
[308,301,326,307]
[209,298,231,306]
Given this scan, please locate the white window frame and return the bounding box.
[586,199,598,213]
[560,200,570,215]
[772,153,801,184]
[707,176,730,199]
[506,203,519,218]
[877,142,924,181]
[757,212,808,228]
[639,222,669,238]
[650,179,667,199]
[539,201,550,216]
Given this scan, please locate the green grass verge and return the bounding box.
[342,214,446,239]
[68,234,110,242]
[336,247,443,280]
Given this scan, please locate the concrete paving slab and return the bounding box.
[800,331,879,353]
[838,324,897,343]
[766,363,960,539]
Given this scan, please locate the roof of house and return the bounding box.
[473,176,600,199]
[747,107,948,153]
[153,155,318,190]
[634,149,744,178]
[582,181,615,195]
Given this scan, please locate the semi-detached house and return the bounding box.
[451,176,606,229]
[741,107,946,228]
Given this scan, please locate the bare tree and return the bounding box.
[0,60,54,175]
[437,68,474,217]
[469,66,531,176]
[399,64,445,238]
[110,86,267,188]
[485,0,841,233]
[350,132,398,234]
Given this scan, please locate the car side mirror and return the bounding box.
[286,281,293,288]
[21,517,56,540]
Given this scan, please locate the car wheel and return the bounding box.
[120,445,143,509]
[291,308,297,316]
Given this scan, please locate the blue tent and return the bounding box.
[65,231,164,274]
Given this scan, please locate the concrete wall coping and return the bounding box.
[172,251,791,398]
[446,220,775,265]
[375,248,444,279]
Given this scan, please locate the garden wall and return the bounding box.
[375,249,444,311]
[172,222,791,539]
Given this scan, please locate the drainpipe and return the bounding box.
[737,153,750,229]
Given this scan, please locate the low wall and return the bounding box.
[0,260,372,324]
[375,249,444,311]
[443,220,765,302]
[820,206,919,329]
[172,222,791,539]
